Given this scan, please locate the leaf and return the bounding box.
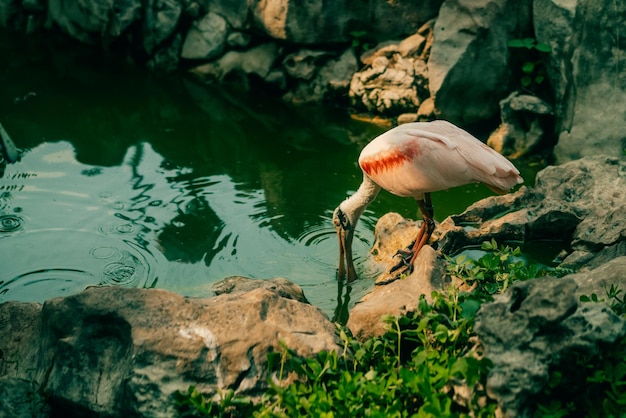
[535,42,552,53]
[522,62,535,73]
[459,298,481,319]
[507,39,525,48]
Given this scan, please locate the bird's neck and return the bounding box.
[339,175,381,221]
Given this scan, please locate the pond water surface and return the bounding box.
[0,32,540,319]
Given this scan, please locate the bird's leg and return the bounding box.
[408,193,435,265]
[389,193,435,276]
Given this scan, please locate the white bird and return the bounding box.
[332,120,523,282]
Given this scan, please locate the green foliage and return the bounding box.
[580,283,626,317]
[174,386,254,417]
[507,37,551,96]
[349,30,373,56]
[255,290,497,418]
[175,240,626,417]
[445,239,547,297]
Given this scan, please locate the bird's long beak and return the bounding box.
[337,225,357,282]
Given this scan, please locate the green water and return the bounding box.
[0,32,541,317]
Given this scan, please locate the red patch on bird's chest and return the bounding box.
[360,142,421,177]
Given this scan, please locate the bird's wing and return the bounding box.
[416,121,522,192]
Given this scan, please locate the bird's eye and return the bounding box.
[337,209,350,230]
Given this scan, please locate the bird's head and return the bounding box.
[332,205,358,282]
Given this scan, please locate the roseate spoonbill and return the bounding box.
[332,120,523,282]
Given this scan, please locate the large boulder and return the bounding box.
[0,285,339,417]
[534,0,626,162]
[475,275,626,417]
[428,0,532,124]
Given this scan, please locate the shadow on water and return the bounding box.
[0,30,543,317]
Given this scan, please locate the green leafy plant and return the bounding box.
[349,30,373,56]
[174,386,253,417]
[507,37,551,96]
[445,239,546,297]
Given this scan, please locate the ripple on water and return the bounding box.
[296,222,336,247]
[0,229,163,302]
[0,213,24,234]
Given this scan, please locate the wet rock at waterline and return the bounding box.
[435,156,626,269]
[475,275,626,417]
[347,245,449,341]
[211,275,309,303]
[0,286,338,417]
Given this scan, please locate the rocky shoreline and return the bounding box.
[2,156,626,416]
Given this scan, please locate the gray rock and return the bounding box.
[435,156,626,271]
[181,11,228,60]
[282,49,332,80]
[567,256,626,302]
[141,0,182,54]
[428,0,532,124]
[46,0,142,44]
[0,301,41,380]
[0,376,49,417]
[283,48,358,104]
[487,91,554,158]
[534,0,626,162]
[190,43,279,81]
[475,276,626,417]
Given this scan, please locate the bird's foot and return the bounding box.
[389,249,415,277]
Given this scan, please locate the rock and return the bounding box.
[428,0,532,124]
[346,213,450,340]
[282,49,332,80]
[397,113,418,124]
[534,0,626,162]
[416,96,435,120]
[0,301,41,380]
[435,156,626,270]
[141,0,182,54]
[349,54,425,115]
[283,48,358,104]
[181,11,228,60]
[211,276,309,303]
[0,286,339,417]
[226,31,251,48]
[475,276,626,417]
[46,0,142,45]
[567,256,626,300]
[250,0,441,44]
[0,376,49,417]
[487,91,554,158]
[189,43,279,82]
[349,27,433,115]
